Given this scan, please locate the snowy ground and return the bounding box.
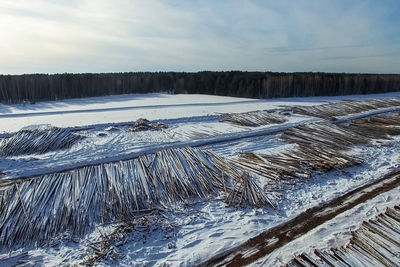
[1,92,400,266]
[2,92,400,133]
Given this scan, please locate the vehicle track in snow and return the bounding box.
[0,100,263,119]
[198,170,400,267]
[0,108,290,138]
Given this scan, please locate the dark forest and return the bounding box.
[1,72,400,103]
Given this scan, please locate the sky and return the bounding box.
[0,0,399,74]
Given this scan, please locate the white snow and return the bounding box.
[254,185,400,266]
[1,91,400,266]
[2,91,400,133]
[1,134,399,266]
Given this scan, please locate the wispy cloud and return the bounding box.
[0,0,399,74]
[321,52,400,61]
[267,45,369,53]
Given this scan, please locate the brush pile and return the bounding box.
[221,110,287,127]
[0,125,83,156]
[129,118,167,132]
[0,147,271,247]
[81,212,171,266]
[289,205,400,266]
[291,98,400,119]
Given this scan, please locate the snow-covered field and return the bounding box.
[1,92,400,266]
[2,92,400,133]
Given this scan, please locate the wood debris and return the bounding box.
[129,118,167,132]
[81,212,171,266]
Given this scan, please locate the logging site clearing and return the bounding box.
[1,92,400,266]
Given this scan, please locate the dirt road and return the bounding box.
[198,169,400,266]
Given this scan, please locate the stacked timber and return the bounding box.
[288,205,400,266]
[236,146,360,182]
[0,126,83,156]
[235,113,400,183]
[0,147,272,247]
[292,98,400,119]
[221,110,287,127]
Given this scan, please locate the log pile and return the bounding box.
[236,146,360,182]
[0,147,272,247]
[221,110,287,127]
[172,125,222,139]
[342,113,400,139]
[281,123,368,150]
[288,205,400,266]
[291,98,400,119]
[235,113,400,183]
[225,173,271,207]
[0,126,83,156]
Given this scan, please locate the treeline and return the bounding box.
[1,71,400,103]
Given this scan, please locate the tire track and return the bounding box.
[198,170,400,266]
[0,100,262,118]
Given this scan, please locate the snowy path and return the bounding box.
[199,170,400,266]
[0,99,263,118]
[2,92,400,133]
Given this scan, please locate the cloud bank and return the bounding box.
[0,0,399,74]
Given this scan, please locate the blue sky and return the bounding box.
[0,0,399,74]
